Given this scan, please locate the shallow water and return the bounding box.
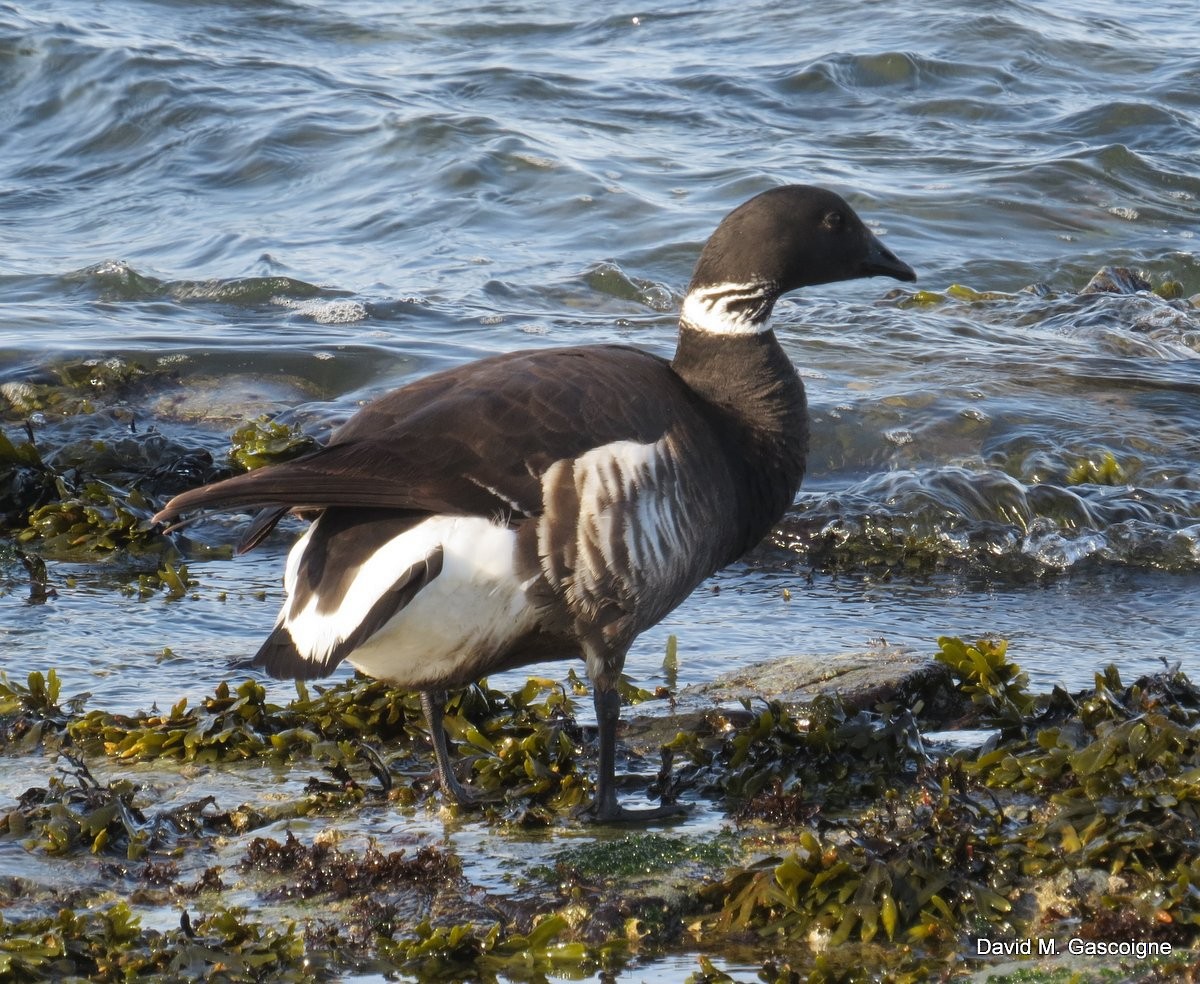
[2,0,1200,975]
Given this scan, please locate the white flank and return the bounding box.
[281,515,536,688]
[679,281,774,336]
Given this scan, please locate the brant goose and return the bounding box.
[154,186,915,821]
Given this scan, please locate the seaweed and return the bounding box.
[373,913,626,982]
[0,356,166,420]
[7,643,1200,981]
[2,751,159,859]
[683,642,1200,978]
[241,830,459,900]
[227,416,318,471]
[68,679,285,765]
[548,832,737,882]
[0,417,211,598]
[0,427,57,525]
[669,690,927,814]
[933,635,1034,731]
[20,481,166,558]
[0,380,319,595]
[0,902,314,982]
[888,271,1188,309]
[1066,451,1130,486]
[60,675,595,816]
[961,663,1200,921]
[0,669,88,752]
[699,760,1012,952]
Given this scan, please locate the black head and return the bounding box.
[687,185,916,298]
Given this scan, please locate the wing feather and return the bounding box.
[155,345,690,532]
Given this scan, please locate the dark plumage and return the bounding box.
[154,185,915,821]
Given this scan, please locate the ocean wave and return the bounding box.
[777,466,1200,576]
[64,261,332,306]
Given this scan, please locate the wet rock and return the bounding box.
[1079,266,1152,295]
[687,646,947,710]
[150,375,316,424]
[624,646,959,750]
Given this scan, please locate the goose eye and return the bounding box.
[821,210,845,232]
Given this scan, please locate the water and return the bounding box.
[2,0,1199,975]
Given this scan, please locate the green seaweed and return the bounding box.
[961,664,1200,918]
[0,418,212,598]
[227,416,317,471]
[548,832,737,881]
[1065,451,1129,486]
[0,427,57,525]
[20,481,164,557]
[670,690,926,815]
[61,675,597,816]
[69,679,284,765]
[7,642,1200,981]
[0,902,313,982]
[794,516,963,575]
[700,762,1013,951]
[0,669,89,753]
[3,754,157,860]
[374,914,627,982]
[686,644,1200,977]
[440,678,592,820]
[889,282,1015,308]
[934,635,1034,730]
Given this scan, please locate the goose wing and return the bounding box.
[154,344,690,530]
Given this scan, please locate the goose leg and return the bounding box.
[420,690,495,807]
[584,684,686,823]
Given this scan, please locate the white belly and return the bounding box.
[281,515,538,689]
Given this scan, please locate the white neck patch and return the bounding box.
[679,281,776,336]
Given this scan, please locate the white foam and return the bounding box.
[271,296,368,324]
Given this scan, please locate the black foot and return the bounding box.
[585,683,687,823]
[420,690,502,809]
[436,767,502,808]
[579,799,688,824]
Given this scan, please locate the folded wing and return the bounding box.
[154,344,687,531]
